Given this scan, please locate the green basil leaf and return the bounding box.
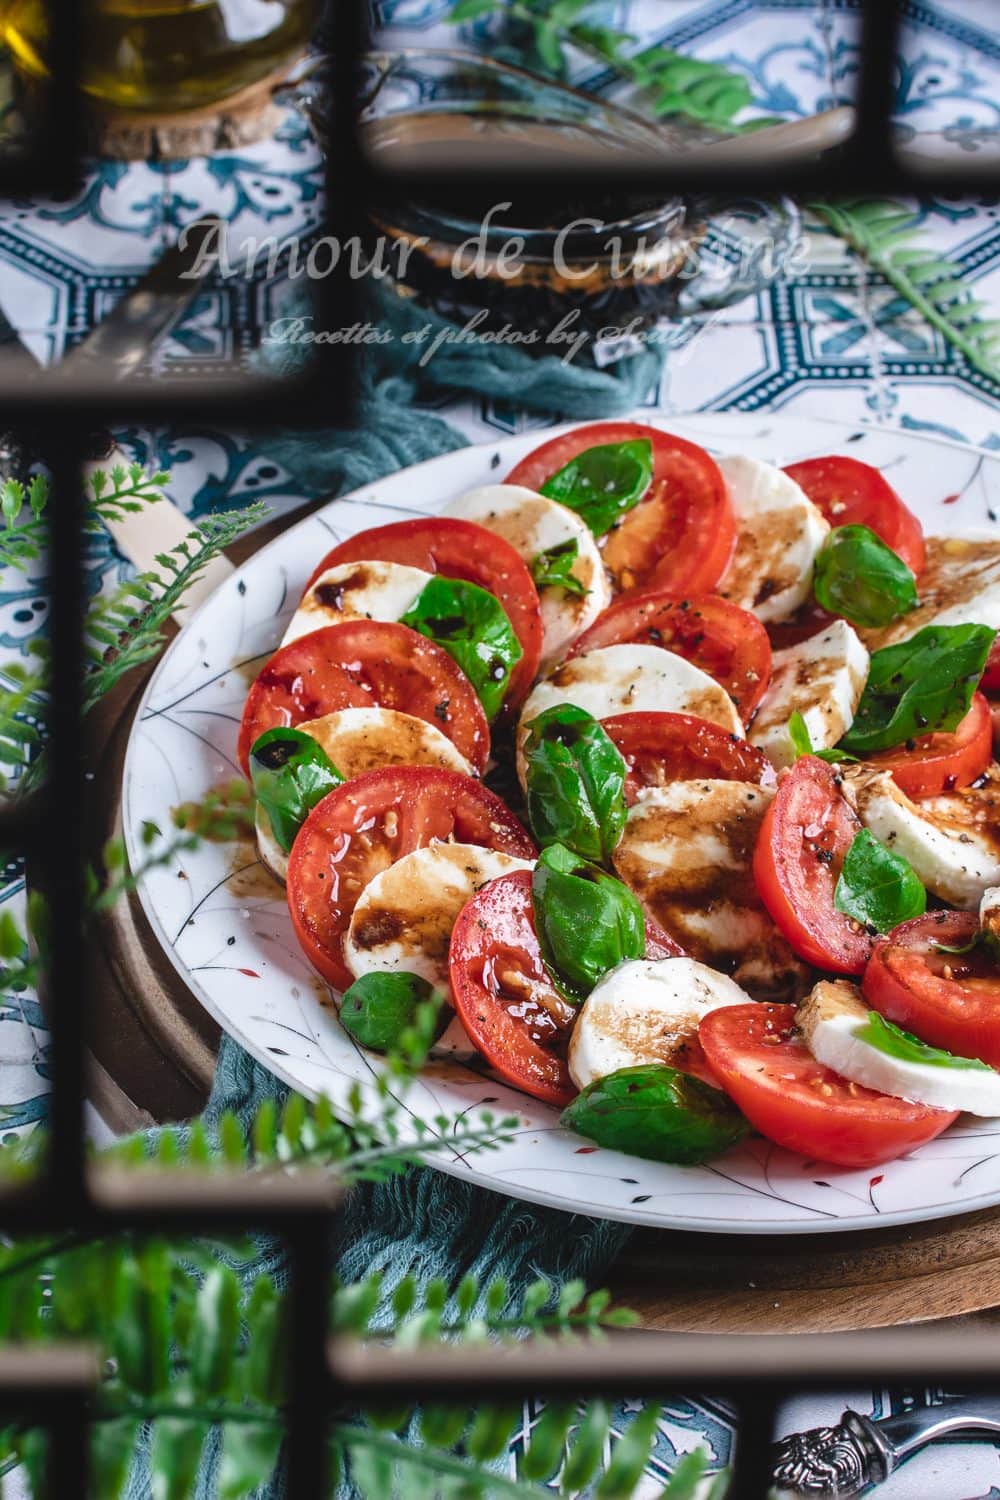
[561,1063,749,1165]
[249,728,342,853]
[839,623,997,755]
[787,710,859,765]
[833,829,926,933]
[531,537,588,597]
[339,971,444,1053]
[813,524,918,627]
[401,575,522,721]
[523,704,627,864]
[539,439,653,536]
[859,1009,993,1072]
[531,843,645,1001]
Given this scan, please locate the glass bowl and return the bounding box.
[289,49,800,355]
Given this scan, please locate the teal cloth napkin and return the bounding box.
[258,281,665,495]
[209,1037,633,1296]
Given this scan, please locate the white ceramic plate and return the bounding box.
[123,413,1000,1235]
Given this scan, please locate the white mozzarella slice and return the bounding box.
[749,620,869,768]
[863,536,1000,651]
[446,483,610,668]
[716,454,830,623]
[612,780,811,1003]
[254,707,472,883]
[282,560,432,645]
[516,644,742,785]
[568,957,752,1091]
[345,843,534,997]
[256,806,291,886]
[844,765,1000,909]
[799,978,1000,1116]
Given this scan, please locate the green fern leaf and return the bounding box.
[519,1402,573,1482]
[18,1429,48,1500]
[660,1447,710,1498]
[812,199,1000,383]
[251,1096,278,1159]
[244,1277,288,1406]
[332,1273,383,1336]
[391,1274,417,1320]
[91,1417,140,1497]
[419,1405,470,1449]
[112,1241,172,1396]
[348,1439,396,1499]
[218,1420,283,1500]
[218,1112,247,1166]
[190,1265,241,1396]
[559,1400,610,1493]
[150,1417,208,1500]
[466,1403,523,1463]
[595,1403,661,1498]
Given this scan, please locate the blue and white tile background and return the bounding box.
[1,2,1000,1494]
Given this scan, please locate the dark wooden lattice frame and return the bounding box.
[2,3,999,1495]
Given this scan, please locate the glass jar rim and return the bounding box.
[335,48,690,249]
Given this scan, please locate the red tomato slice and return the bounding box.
[571,592,771,723]
[982,637,1000,693]
[602,712,776,805]
[506,421,735,596]
[699,1003,957,1168]
[862,692,993,799]
[783,455,926,575]
[752,755,871,974]
[304,517,542,711]
[642,919,686,961]
[449,870,578,1107]
[449,870,685,1107]
[237,621,489,777]
[287,767,535,992]
[863,910,1000,1069]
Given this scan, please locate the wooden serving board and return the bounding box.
[84,515,1000,1334]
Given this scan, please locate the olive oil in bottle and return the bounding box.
[0,0,318,114]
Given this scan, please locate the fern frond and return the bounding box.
[82,502,267,710]
[87,462,170,525]
[0,460,170,576]
[0,1084,644,1500]
[812,199,1000,384]
[335,1393,680,1500]
[0,663,46,786]
[449,0,756,132]
[332,1269,633,1343]
[335,1421,549,1498]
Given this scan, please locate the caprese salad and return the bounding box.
[237,421,1000,1172]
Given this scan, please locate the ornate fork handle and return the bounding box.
[771,1397,1000,1497]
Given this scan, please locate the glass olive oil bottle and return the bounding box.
[1,0,317,114]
